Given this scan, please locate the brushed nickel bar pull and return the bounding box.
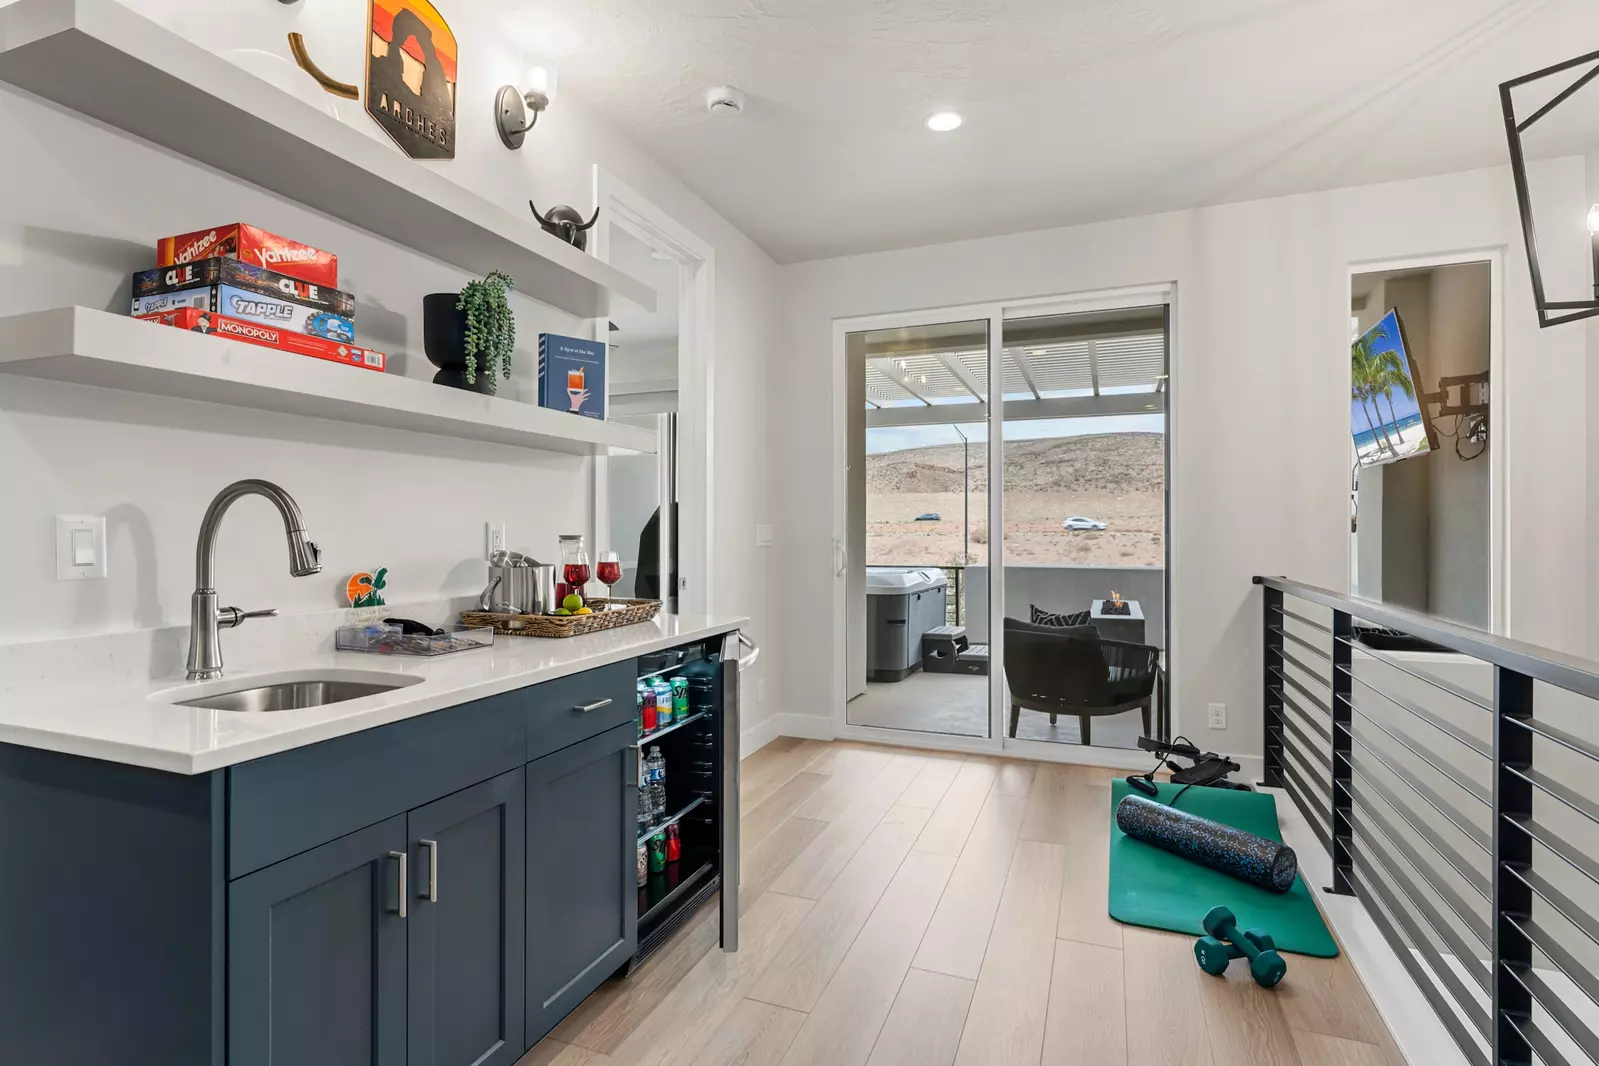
[420,839,438,903]
[574,698,614,714]
[389,851,407,918]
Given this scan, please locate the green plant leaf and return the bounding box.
[457,270,516,393]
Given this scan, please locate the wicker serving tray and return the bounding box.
[460,598,662,639]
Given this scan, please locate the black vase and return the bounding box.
[423,293,496,394]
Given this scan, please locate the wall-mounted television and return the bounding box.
[1352,309,1435,468]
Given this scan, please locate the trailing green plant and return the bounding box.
[457,270,516,390]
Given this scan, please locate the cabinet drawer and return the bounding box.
[526,661,637,763]
[229,691,526,879]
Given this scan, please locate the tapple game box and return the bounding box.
[156,224,338,287]
[137,307,386,372]
[132,284,356,343]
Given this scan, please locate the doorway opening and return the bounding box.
[591,170,715,617]
[1348,255,1502,633]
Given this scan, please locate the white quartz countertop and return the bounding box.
[0,613,745,774]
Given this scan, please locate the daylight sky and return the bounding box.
[866,413,1164,455]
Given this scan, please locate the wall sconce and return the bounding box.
[1500,47,1599,328]
[496,60,558,150]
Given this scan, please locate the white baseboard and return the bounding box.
[742,712,838,758]
[1270,786,1468,1066]
[739,714,782,758]
[766,712,837,743]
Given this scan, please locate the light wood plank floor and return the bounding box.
[520,738,1404,1066]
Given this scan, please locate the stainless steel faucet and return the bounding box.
[186,479,322,681]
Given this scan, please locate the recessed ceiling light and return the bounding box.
[926,111,962,132]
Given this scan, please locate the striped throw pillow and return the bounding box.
[1031,605,1091,628]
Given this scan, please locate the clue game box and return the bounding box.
[133,258,355,316]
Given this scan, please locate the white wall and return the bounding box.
[1427,263,1492,628]
[778,160,1590,763]
[0,0,782,742]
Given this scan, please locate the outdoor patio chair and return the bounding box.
[1003,617,1159,745]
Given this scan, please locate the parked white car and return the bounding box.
[1062,516,1107,531]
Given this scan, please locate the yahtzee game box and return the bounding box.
[156,224,338,287]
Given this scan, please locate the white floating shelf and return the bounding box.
[0,308,657,456]
[0,0,656,319]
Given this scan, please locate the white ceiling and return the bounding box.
[502,0,1599,263]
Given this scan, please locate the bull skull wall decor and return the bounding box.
[529,202,600,251]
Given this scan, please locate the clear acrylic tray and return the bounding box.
[335,623,494,657]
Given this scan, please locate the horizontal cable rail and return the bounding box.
[1344,698,1491,806]
[1256,575,1599,1066]
[1333,633,1495,713]
[1345,771,1492,899]
[1273,687,1334,746]
[1257,576,1599,699]
[1351,826,1490,996]
[1339,663,1491,758]
[1271,623,1333,663]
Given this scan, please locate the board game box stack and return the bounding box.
[133,223,386,372]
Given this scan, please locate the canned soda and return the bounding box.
[648,832,667,873]
[665,823,681,862]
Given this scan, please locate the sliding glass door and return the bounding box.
[836,289,1172,758]
[997,304,1169,753]
[844,318,991,739]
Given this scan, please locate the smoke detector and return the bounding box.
[705,86,745,119]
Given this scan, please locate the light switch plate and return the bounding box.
[56,515,107,580]
[755,524,775,547]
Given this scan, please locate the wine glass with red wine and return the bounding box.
[596,550,622,606]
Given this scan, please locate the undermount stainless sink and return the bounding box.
[176,676,417,713]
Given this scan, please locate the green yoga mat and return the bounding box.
[1107,779,1339,957]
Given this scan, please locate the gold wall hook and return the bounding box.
[288,32,360,100]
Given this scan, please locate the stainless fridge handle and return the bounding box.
[737,632,760,672]
[389,851,408,918]
[419,839,438,903]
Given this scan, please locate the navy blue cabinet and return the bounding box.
[228,814,409,1066]
[525,721,639,1045]
[408,768,526,1066]
[0,643,738,1066]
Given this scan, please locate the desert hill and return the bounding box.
[866,432,1164,495]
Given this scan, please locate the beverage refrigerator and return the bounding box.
[628,628,753,967]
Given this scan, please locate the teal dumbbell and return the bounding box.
[1194,906,1287,988]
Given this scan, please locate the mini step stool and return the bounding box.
[923,627,990,676]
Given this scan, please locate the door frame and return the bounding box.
[1346,248,1507,635]
[590,168,716,615]
[831,282,1176,769]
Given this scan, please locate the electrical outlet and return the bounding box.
[1208,702,1227,730]
[486,522,506,558]
[755,524,775,547]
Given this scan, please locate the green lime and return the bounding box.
[562,593,584,611]
[554,608,573,616]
